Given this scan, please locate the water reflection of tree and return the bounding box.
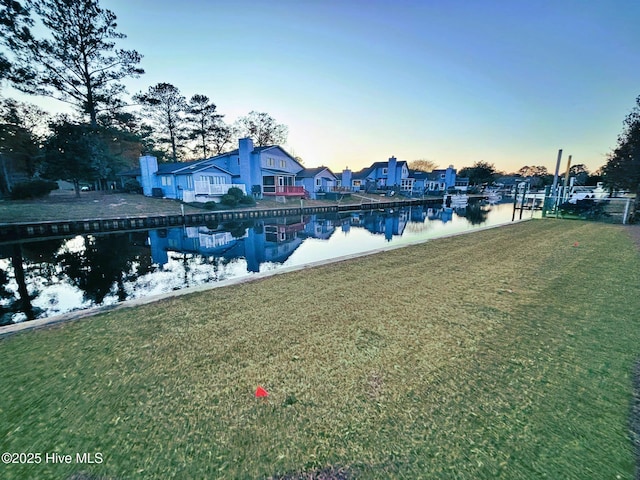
[58,233,153,304]
[0,243,48,324]
[21,239,66,280]
[457,203,491,225]
[222,220,255,238]
[0,265,16,325]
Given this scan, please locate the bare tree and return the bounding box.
[234,111,287,146]
[409,159,438,172]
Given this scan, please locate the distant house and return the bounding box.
[295,167,337,199]
[121,138,306,202]
[336,157,463,195]
[423,167,466,193]
[338,157,413,192]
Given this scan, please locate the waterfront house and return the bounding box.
[124,138,306,202]
[424,166,467,193]
[337,157,464,195]
[295,167,337,199]
[338,157,412,192]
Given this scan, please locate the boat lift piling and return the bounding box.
[512,182,530,221]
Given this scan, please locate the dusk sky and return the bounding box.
[9,0,640,174]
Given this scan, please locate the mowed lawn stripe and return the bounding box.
[0,220,638,479]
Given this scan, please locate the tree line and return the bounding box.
[412,108,638,209]
[0,0,288,197]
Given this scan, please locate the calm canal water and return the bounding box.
[0,200,534,324]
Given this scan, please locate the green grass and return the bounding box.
[0,191,200,223]
[1,220,639,479]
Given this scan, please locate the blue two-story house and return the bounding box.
[128,138,306,202]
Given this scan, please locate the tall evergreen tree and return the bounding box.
[135,83,187,162]
[603,95,640,221]
[187,94,223,159]
[210,120,233,155]
[0,0,143,127]
[41,118,105,196]
[0,98,48,193]
[459,161,497,186]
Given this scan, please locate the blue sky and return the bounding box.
[10,0,640,174]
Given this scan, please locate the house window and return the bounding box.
[186,177,193,189]
[401,179,414,191]
[203,175,224,185]
[352,180,361,187]
[382,168,388,175]
[440,174,446,179]
[161,176,172,186]
[267,158,275,167]
[279,159,286,168]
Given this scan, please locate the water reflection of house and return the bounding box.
[409,206,428,223]
[425,207,453,223]
[260,216,306,265]
[344,209,409,241]
[148,215,314,273]
[149,227,245,266]
[299,214,337,240]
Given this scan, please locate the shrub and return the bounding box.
[239,195,256,206]
[203,201,217,210]
[122,178,143,194]
[10,179,59,200]
[220,194,239,207]
[227,187,245,200]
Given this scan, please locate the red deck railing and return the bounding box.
[263,186,306,196]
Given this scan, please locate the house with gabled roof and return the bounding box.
[338,157,414,192]
[335,157,464,195]
[124,138,306,202]
[295,166,337,199]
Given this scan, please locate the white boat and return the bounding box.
[567,182,608,203]
[444,193,469,208]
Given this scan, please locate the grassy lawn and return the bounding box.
[0,190,412,224]
[1,220,639,479]
[0,191,199,223]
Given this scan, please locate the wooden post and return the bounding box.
[623,198,631,225]
[519,183,528,220]
[512,184,519,221]
[550,149,562,208]
[562,155,572,203]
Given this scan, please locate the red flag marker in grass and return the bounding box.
[255,386,269,398]
[573,242,579,247]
